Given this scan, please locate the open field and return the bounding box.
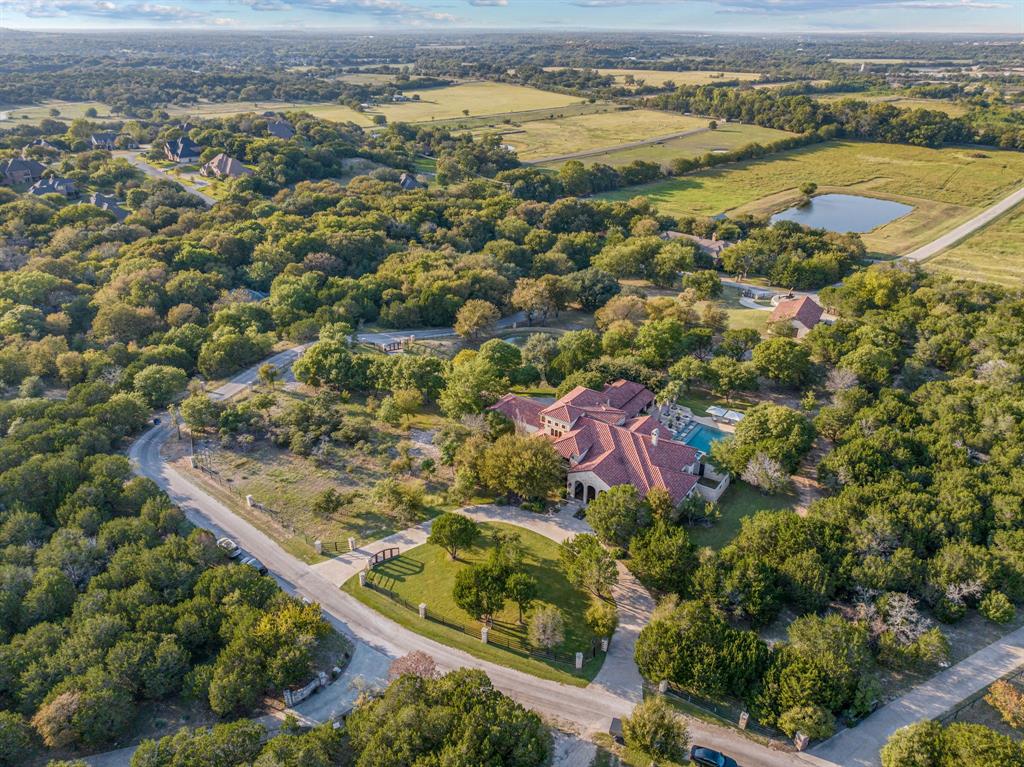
[813,92,969,116]
[428,100,624,132]
[587,68,762,86]
[926,199,1024,286]
[343,521,605,685]
[371,81,583,124]
[0,100,114,126]
[489,109,708,161]
[540,122,793,169]
[164,99,376,126]
[598,140,1024,256]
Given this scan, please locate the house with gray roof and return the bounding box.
[90,132,119,150]
[266,117,295,140]
[1,158,47,186]
[28,176,79,199]
[88,192,128,221]
[399,172,425,191]
[164,136,201,163]
[200,153,253,179]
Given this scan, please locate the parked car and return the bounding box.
[690,746,739,767]
[241,556,268,575]
[217,537,241,558]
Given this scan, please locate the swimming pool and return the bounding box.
[681,424,730,454]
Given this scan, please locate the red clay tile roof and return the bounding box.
[540,380,654,426]
[554,419,699,504]
[488,393,544,430]
[769,296,824,329]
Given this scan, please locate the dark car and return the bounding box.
[690,746,739,767]
[240,556,268,575]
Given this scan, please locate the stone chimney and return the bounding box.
[651,428,659,447]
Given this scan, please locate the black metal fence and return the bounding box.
[939,665,1024,725]
[362,574,601,669]
[654,681,784,741]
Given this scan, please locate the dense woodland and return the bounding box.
[1,30,1024,765]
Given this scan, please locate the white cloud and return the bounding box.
[5,0,205,20]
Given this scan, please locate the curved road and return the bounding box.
[126,348,806,767]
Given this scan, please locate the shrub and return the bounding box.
[980,591,1015,624]
[985,680,1024,729]
[778,705,836,741]
[622,698,689,762]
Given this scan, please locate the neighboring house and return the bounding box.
[399,172,425,191]
[164,136,201,163]
[90,132,119,150]
[661,230,734,265]
[87,192,128,221]
[266,117,294,140]
[28,176,79,199]
[490,379,728,505]
[392,93,408,102]
[200,153,253,179]
[769,296,824,337]
[1,157,46,185]
[22,138,66,156]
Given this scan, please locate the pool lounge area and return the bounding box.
[681,423,729,454]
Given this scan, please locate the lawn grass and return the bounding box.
[812,92,969,117]
[482,109,708,162]
[370,82,583,124]
[539,122,794,169]
[689,481,798,550]
[598,140,1024,256]
[342,521,604,685]
[420,100,623,132]
[926,199,1024,287]
[0,100,114,126]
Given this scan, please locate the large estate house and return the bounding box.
[490,379,729,506]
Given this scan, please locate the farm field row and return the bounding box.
[598,140,1024,256]
[426,100,627,132]
[927,199,1024,286]
[538,122,793,169]
[488,109,708,161]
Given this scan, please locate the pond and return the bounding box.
[770,193,913,233]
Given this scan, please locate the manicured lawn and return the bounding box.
[927,199,1024,287]
[539,122,794,169]
[486,109,708,161]
[689,481,798,550]
[598,140,1024,256]
[370,82,583,124]
[342,521,605,685]
[675,385,759,418]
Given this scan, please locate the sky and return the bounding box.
[0,0,1021,34]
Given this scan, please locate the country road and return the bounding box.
[119,348,809,767]
[528,125,710,165]
[902,183,1024,262]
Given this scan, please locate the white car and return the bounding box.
[217,537,241,558]
[240,556,268,575]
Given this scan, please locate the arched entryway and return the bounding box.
[573,481,584,500]
[586,485,596,503]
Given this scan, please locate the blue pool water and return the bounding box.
[681,424,730,454]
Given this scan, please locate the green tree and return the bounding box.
[133,364,188,408]
[311,488,342,518]
[453,562,507,625]
[505,572,538,624]
[179,393,222,430]
[710,403,815,475]
[629,521,696,594]
[257,363,280,389]
[428,513,479,560]
[0,711,31,767]
[622,697,689,763]
[584,484,650,548]
[560,534,618,598]
[880,721,945,767]
[479,434,564,503]
[454,299,500,341]
[585,601,618,639]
